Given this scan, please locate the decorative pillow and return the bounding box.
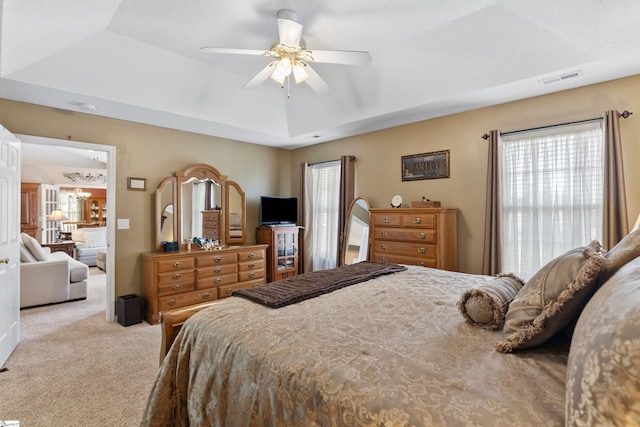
[601,228,640,283]
[457,273,524,330]
[566,256,640,426]
[21,233,49,261]
[84,229,107,248]
[19,241,37,262]
[71,229,86,243]
[496,241,605,353]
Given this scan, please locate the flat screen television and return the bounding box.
[259,196,298,225]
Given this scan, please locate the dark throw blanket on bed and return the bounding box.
[233,261,407,308]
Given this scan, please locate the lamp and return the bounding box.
[48,209,69,242]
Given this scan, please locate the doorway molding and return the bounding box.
[18,134,116,322]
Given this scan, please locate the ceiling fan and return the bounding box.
[201,9,372,94]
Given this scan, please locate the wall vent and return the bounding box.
[539,70,583,85]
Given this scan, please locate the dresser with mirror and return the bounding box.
[141,163,266,324]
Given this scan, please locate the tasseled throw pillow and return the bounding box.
[457,273,524,330]
[496,241,605,353]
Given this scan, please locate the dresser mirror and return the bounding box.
[180,176,222,240]
[155,176,176,245]
[341,197,371,265]
[155,163,247,249]
[226,180,246,243]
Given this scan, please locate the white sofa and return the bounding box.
[71,227,107,267]
[20,233,89,308]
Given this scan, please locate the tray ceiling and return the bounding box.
[2,1,639,149]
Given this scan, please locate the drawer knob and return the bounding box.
[249,272,255,278]
[215,277,222,284]
[381,257,388,263]
[167,299,176,307]
[248,262,255,268]
[172,284,182,291]
[172,273,181,280]
[380,231,388,237]
[226,289,233,296]
[419,262,426,267]
[214,256,222,263]
[418,233,426,239]
[203,292,212,299]
[413,217,422,224]
[381,244,387,250]
[418,247,426,254]
[215,267,222,273]
[172,261,182,268]
[383,217,390,224]
[248,252,256,259]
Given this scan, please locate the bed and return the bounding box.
[141,232,640,427]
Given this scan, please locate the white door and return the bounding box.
[40,183,59,243]
[0,125,21,368]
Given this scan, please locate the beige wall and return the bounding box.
[0,99,290,297]
[289,75,640,274]
[2,74,639,297]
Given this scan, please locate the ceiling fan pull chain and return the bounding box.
[287,75,291,98]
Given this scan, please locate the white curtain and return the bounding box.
[305,161,341,271]
[191,182,205,238]
[500,121,603,280]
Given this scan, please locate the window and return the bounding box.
[500,121,603,279]
[308,160,341,271]
[59,191,83,223]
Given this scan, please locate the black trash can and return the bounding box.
[116,294,143,326]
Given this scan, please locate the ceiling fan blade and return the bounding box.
[277,16,303,47]
[307,49,372,66]
[200,47,270,56]
[243,62,277,89]
[303,64,330,94]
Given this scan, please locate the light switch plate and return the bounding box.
[117,218,130,230]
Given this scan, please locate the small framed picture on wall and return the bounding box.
[127,177,146,191]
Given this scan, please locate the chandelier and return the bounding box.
[68,187,92,200]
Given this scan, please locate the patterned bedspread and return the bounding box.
[141,266,569,427]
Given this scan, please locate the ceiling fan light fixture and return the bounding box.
[278,57,292,74]
[270,67,287,85]
[292,63,309,83]
[202,8,370,94]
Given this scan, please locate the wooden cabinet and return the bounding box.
[21,183,40,239]
[370,208,458,270]
[86,197,107,225]
[141,244,267,324]
[256,225,302,282]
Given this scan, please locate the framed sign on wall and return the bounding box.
[401,150,450,181]
[127,177,147,191]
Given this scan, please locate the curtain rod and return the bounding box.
[481,110,633,140]
[308,155,356,166]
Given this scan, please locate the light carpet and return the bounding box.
[0,269,161,426]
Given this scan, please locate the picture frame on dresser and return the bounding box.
[401,150,450,181]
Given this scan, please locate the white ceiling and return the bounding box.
[2,0,640,149]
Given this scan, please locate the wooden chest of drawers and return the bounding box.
[201,209,220,240]
[369,208,458,270]
[141,244,267,324]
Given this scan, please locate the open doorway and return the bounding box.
[18,135,116,322]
